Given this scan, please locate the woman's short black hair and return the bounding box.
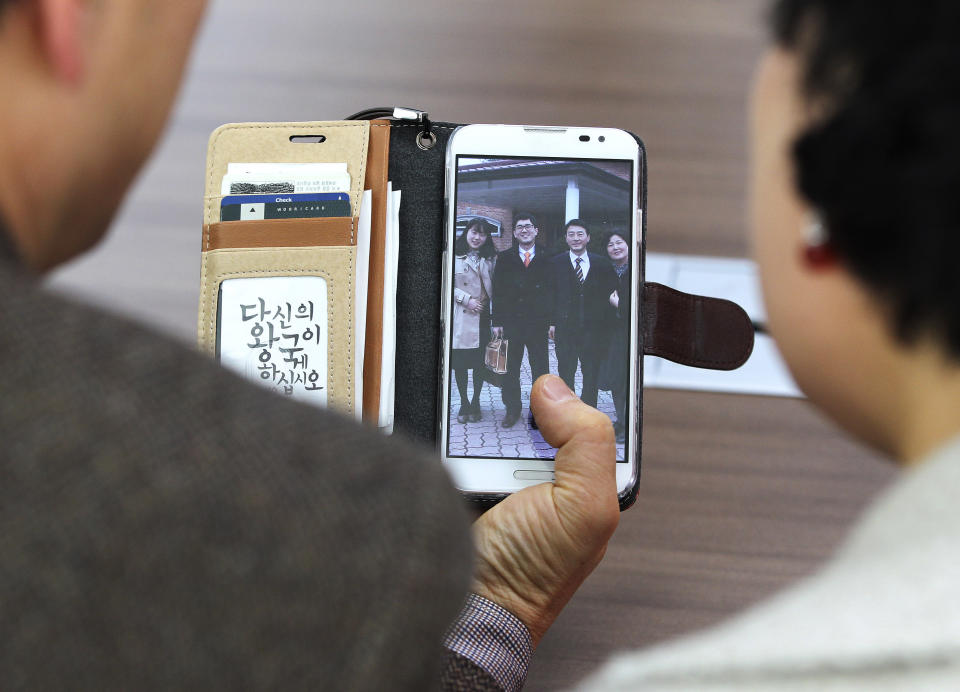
[599,230,630,260]
[454,218,497,259]
[772,0,960,358]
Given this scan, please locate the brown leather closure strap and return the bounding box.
[642,282,754,370]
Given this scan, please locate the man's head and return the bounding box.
[513,212,539,249]
[564,219,590,255]
[751,0,960,458]
[0,0,207,271]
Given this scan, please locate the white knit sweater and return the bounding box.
[580,436,960,691]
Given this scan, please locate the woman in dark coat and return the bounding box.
[597,231,631,443]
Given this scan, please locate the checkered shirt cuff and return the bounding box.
[443,593,533,692]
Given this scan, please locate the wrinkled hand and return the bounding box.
[471,375,620,647]
[548,325,556,341]
[492,326,503,339]
[609,290,619,309]
[466,297,483,314]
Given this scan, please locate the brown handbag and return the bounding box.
[484,338,508,375]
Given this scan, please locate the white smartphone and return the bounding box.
[439,124,644,508]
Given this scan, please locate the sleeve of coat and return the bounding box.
[547,255,559,327]
[439,650,505,692]
[490,255,503,327]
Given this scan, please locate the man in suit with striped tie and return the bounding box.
[548,219,618,408]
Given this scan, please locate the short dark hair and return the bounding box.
[513,212,538,229]
[453,218,497,259]
[601,229,629,247]
[564,219,591,236]
[772,0,960,358]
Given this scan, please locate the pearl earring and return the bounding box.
[802,212,837,268]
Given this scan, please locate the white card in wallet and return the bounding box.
[379,185,402,432]
[218,276,329,407]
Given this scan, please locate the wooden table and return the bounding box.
[47,1,897,687]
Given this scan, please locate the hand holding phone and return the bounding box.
[472,375,620,646]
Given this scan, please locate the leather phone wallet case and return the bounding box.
[196,113,755,453]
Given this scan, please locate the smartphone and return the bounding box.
[439,124,643,508]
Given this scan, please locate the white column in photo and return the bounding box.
[564,177,581,223]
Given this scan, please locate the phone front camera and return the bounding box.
[599,135,606,142]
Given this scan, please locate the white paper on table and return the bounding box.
[643,252,802,398]
[379,185,402,432]
[643,252,675,286]
[353,190,372,420]
[218,276,329,407]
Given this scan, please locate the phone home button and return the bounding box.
[513,470,555,482]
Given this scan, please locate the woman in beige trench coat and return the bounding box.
[451,218,497,423]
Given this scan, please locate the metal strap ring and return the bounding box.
[416,130,437,150]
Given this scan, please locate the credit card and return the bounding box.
[221,194,351,221]
[220,192,349,207]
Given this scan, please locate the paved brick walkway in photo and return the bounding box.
[448,342,626,460]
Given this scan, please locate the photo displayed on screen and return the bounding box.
[448,156,635,463]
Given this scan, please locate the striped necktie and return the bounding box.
[575,256,584,284]
[523,251,531,267]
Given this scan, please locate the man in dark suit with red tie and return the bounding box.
[549,219,618,408]
[491,212,553,428]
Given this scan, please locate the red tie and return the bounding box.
[523,251,531,267]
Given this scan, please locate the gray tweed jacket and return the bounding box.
[0,224,474,690]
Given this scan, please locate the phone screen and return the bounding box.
[447,155,635,463]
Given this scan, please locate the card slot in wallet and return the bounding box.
[202,121,370,226]
[197,241,358,417]
[202,216,356,252]
[202,193,353,226]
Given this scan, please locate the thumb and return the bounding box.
[530,375,619,534]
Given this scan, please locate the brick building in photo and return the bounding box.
[455,158,633,254]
